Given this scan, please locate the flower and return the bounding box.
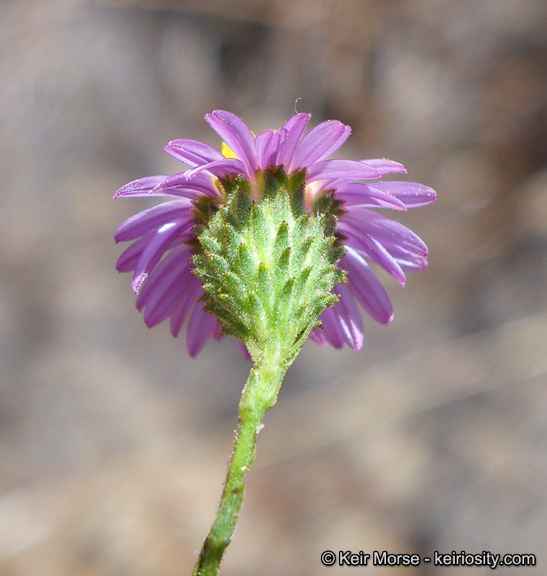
[115,110,436,356]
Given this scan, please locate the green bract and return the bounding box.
[192,167,345,364]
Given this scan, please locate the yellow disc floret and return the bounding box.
[221,142,237,159]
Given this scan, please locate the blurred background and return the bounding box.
[1,1,546,574]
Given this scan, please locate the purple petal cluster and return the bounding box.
[115,110,436,356]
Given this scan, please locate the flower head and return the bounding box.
[115,110,436,357]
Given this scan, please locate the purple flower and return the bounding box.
[115,110,436,356]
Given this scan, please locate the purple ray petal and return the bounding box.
[164,139,224,167]
[211,321,224,341]
[395,256,428,270]
[309,326,328,346]
[334,284,365,350]
[380,242,428,270]
[114,175,169,199]
[186,300,218,357]
[307,159,381,183]
[338,222,407,286]
[291,120,351,170]
[318,306,344,348]
[342,209,428,256]
[337,193,406,211]
[371,181,437,207]
[237,341,252,359]
[154,172,220,198]
[342,248,394,324]
[122,233,187,277]
[143,267,195,327]
[360,158,407,175]
[131,220,191,293]
[170,277,203,338]
[184,158,247,180]
[205,110,258,176]
[116,231,155,272]
[146,296,180,328]
[336,181,407,211]
[114,200,192,242]
[143,269,192,326]
[136,245,191,311]
[255,129,280,169]
[276,113,310,168]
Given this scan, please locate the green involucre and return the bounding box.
[192,167,345,363]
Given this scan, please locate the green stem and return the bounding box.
[192,344,288,576]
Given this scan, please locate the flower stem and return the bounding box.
[192,343,288,576]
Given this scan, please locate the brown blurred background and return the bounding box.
[1,1,546,574]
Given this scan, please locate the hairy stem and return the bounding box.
[192,345,287,576]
